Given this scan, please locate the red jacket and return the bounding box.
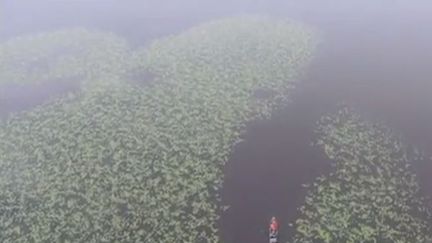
[270,221,279,232]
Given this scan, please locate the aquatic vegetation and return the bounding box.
[294,108,432,243]
[0,29,133,87]
[142,16,316,119]
[0,16,316,242]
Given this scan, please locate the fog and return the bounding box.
[1,0,432,242]
[3,1,432,38]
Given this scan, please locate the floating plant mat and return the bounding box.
[0,16,316,242]
[294,108,432,243]
[0,29,133,88]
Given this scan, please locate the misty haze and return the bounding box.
[1,1,432,242]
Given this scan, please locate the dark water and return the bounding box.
[0,81,78,119]
[220,84,336,242]
[1,1,432,242]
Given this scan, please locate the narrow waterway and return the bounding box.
[220,81,336,242]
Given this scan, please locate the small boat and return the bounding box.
[269,216,279,243]
[269,233,278,243]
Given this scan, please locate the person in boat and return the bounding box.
[269,216,279,238]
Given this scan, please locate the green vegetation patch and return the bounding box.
[294,108,432,243]
[143,16,316,118]
[0,29,133,87]
[0,16,316,242]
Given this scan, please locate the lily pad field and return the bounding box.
[0,16,316,242]
[2,4,432,243]
[294,108,432,242]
